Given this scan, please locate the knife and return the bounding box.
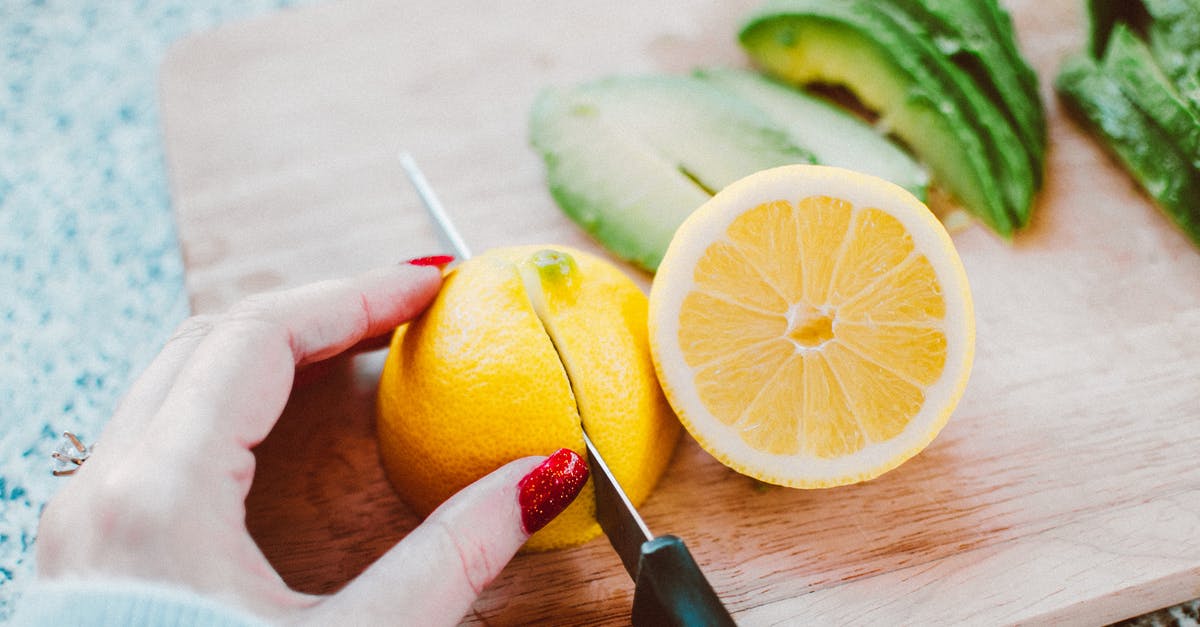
[398,152,736,626]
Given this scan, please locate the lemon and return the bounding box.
[648,165,974,488]
[378,245,680,550]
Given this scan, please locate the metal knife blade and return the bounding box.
[399,152,735,626]
[585,431,734,626]
[583,430,653,578]
[398,152,474,260]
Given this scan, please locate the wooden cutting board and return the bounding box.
[160,1,1200,624]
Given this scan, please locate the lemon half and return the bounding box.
[378,245,680,550]
[648,165,974,488]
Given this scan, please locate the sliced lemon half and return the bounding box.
[648,165,974,488]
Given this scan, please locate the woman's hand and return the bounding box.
[34,261,588,625]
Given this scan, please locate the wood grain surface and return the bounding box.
[159,1,1200,624]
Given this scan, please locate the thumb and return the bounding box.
[306,449,589,626]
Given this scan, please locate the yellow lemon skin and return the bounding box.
[377,245,679,550]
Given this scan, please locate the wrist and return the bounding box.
[13,578,268,626]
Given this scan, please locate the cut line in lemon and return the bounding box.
[648,165,974,488]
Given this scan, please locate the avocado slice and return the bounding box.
[872,2,1036,230]
[529,75,814,271]
[694,67,929,199]
[740,0,1033,235]
[883,0,1046,184]
[1102,23,1200,165]
[1056,53,1200,246]
[978,0,1042,103]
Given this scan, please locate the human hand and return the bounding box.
[33,261,589,625]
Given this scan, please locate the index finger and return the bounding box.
[149,262,444,457]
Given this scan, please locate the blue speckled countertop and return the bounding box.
[0,1,312,618]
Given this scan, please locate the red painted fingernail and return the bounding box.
[518,448,589,535]
[406,255,455,269]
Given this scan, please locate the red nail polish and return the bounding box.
[406,255,455,269]
[518,448,589,535]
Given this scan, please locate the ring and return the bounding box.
[51,431,91,477]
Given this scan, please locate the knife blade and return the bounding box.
[584,432,735,627]
[399,152,735,626]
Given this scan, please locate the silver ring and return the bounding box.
[51,431,91,477]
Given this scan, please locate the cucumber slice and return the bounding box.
[694,67,929,199]
[1103,23,1200,165]
[1145,0,1200,112]
[1087,0,1152,58]
[529,75,814,271]
[1056,53,1200,246]
[1088,0,1200,110]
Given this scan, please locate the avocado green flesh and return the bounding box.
[529,76,813,272]
[979,0,1042,104]
[1056,54,1200,246]
[884,0,1046,183]
[1103,24,1200,165]
[740,3,1019,234]
[695,67,929,200]
[873,2,1035,231]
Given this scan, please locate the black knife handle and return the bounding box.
[631,535,737,627]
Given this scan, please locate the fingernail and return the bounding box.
[518,448,589,535]
[406,255,455,269]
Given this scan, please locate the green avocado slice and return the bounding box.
[872,2,1036,231]
[1102,23,1200,166]
[978,0,1042,103]
[883,0,1046,185]
[740,0,1032,235]
[1056,53,1200,246]
[694,67,929,200]
[529,75,814,272]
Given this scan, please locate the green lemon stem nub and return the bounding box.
[529,249,579,291]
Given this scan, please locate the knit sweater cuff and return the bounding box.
[11,579,269,626]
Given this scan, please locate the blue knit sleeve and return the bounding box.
[10,579,270,626]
